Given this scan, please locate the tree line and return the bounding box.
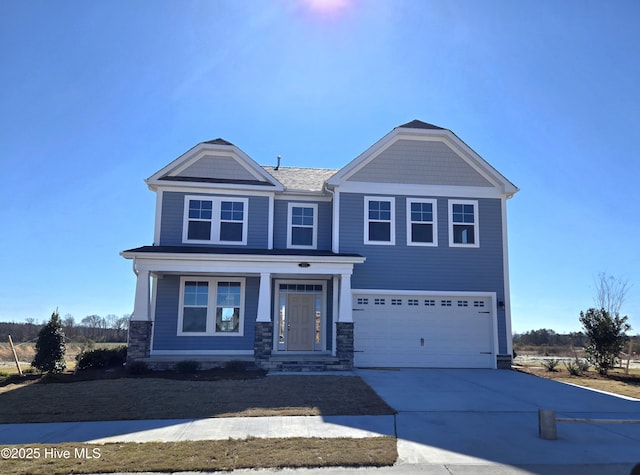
[0,314,130,343]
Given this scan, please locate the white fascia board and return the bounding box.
[146,142,284,191]
[150,184,279,197]
[334,181,505,199]
[120,253,365,275]
[327,127,519,198]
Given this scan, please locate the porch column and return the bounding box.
[338,273,353,323]
[256,272,271,322]
[128,267,152,363]
[131,269,150,321]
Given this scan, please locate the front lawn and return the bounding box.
[515,365,640,399]
[0,372,396,423]
[0,437,398,474]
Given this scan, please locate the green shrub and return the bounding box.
[76,346,127,370]
[127,361,149,375]
[175,360,200,373]
[541,358,560,372]
[564,361,581,376]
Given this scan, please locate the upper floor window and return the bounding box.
[183,196,248,245]
[178,277,245,336]
[449,200,479,247]
[407,198,437,246]
[287,203,317,249]
[365,197,395,245]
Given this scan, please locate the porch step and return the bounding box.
[267,356,350,372]
[280,363,327,372]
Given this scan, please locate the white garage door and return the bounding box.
[353,293,495,368]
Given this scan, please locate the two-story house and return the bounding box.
[122,120,518,370]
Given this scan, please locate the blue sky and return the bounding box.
[1,0,638,334]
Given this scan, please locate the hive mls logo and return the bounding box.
[74,448,101,459]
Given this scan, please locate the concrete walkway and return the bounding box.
[0,415,394,445]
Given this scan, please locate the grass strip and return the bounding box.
[0,437,397,475]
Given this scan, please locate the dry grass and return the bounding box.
[0,437,398,474]
[515,365,640,399]
[0,375,395,423]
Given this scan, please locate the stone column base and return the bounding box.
[336,322,354,370]
[254,321,273,369]
[127,321,152,363]
[496,354,513,369]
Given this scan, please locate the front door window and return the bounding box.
[277,283,324,352]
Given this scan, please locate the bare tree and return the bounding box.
[81,314,104,340]
[593,272,631,316]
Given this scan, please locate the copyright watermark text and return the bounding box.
[1,446,101,460]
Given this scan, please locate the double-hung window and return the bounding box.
[365,197,395,245]
[183,196,248,245]
[287,203,317,249]
[449,199,479,247]
[178,277,245,336]
[407,198,437,246]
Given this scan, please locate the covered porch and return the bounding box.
[121,246,365,371]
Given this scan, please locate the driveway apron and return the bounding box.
[355,368,640,467]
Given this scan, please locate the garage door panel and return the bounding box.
[353,293,494,368]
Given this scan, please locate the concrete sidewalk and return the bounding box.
[0,415,395,445]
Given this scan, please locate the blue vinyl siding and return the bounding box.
[340,192,509,354]
[159,192,269,248]
[152,275,258,351]
[273,200,332,250]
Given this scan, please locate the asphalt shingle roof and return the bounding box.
[262,166,337,193]
[397,119,445,130]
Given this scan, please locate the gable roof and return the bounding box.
[327,120,519,197]
[146,139,284,191]
[262,166,337,193]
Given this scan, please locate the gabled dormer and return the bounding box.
[147,138,284,192]
[327,120,518,198]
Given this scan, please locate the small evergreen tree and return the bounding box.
[579,308,630,375]
[32,310,66,374]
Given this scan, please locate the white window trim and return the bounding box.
[177,276,246,336]
[364,196,396,245]
[448,199,479,248]
[287,202,318,249]
[182,195,248,245]
[406,198,438,247]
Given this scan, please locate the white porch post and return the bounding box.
[338,273,353,323]
[131,269,150,322]
[257,272,272,322]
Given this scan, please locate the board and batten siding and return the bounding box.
[151,275,258,352]
[273,200,333,250]
[348,139,494,187]
[339,192,509,354]
[159,191,270,248]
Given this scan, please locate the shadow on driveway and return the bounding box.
[355,368,640,467]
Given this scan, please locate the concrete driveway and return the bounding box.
[356,368,640,471]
